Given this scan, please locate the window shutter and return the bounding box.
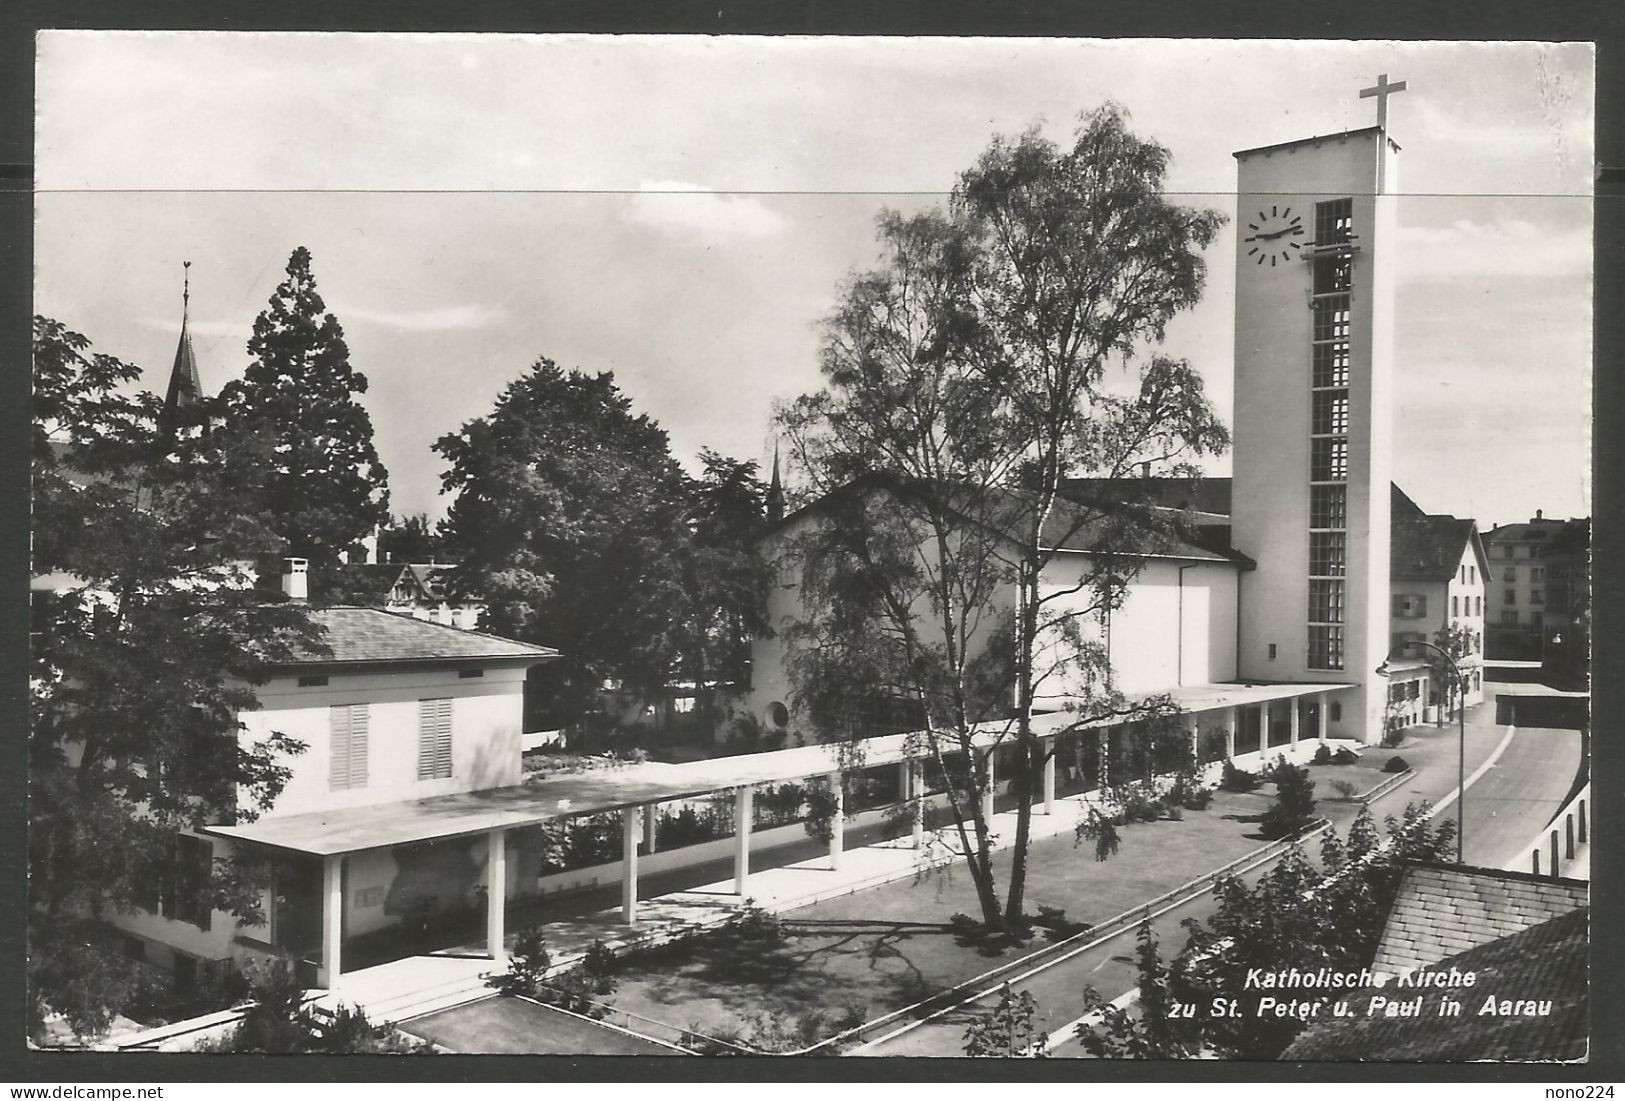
[1415,595,1427,617]
[348,705,369,789]
[419,699,453,780]
[330,706,351,791]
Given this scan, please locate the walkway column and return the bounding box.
[642,802,658,854]
[1318,692,1330,740]
[1288,696,1301,751]
[621,807,639,925]
[911,761,925,849]
[1186,714,1201,766]
[827,771,844,870]
[486,828,507,966]
[319,853,343,990]
[899,761,912,801]
[981,749,996,823]
[734,786,754,895]
[1225,708,1237,760]
[1042,740,1056,815]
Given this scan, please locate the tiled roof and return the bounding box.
[1282,906,1587,1062]
[1391,516,1476,582]
[329,563,410,604]
[279,606,557,668]
[1372,863,1588,976]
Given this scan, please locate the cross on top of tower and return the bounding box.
[1359,73,1407,131]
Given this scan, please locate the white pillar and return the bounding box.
[621,807,639,925]
[734,786,754,895]
[827,771,844,870]
[319,854,343,990]
[980,749,996,823]
[1225,708,1238,760]
[1187,714,1201,765]
[911,761,925,849]
[899,761,912,800]
[1099,729,1111,787]
[1289,697,1301,750]
[1318,692,1330,740]
[642,802,658,854]
[1042,742,1056,815]
[486,829,507,965]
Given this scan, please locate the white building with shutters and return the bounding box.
[109,579,558,988]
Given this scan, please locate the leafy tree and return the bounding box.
[436,359,689,725]
[377,512,445,564]
[212,246,389,581]
[963,983,1047,1057]
[30,318,325,1040]
[1076,922,1198,1058]
[778,103,1225,930]
[1429,621,1475,721]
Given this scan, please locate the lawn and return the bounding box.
[401,995,681,1055]
[603,785,1282,1050]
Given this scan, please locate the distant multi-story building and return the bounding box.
[1483,511,1589,663]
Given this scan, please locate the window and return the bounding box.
[1530,567,1545,582]
[1475,596,1482,616]
[1311,389,1350,435]
[1311,437,1348,481]
[1530,589,1544,605]
[1315,198,1353,246]
[1469,566,1476,584]
[1310,532,1347,576]
[417,698,453,780]
[1308,626,1345,670]
[766,701,790,728]
[1309,484,1347,529]
[1505,588,1517,605]
[1531,611,1545,630]
[1406,681,1421,701]
[1313,253,1354,294]
[1268,643,1277,661]
[1309,579,1345,623]
[1452,595,1460,617]
[298,675,329,688]
[1503,567,1516,581]
[458,668,484,679]
[1312,343,1350,388]
[1312,299,1351,342]
[1329,702,1342,723]
[1393,594,1428,618]
[1500,610,1518,626]
[329,704,369,791]
[172,835,213,931]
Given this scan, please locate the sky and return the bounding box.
[32,34,1594,528]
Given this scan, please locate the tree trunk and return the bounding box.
[1002,559,1042,927]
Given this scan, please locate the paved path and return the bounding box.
[859,692,1583,1057]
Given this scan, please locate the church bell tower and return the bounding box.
[1231,81,1404,744]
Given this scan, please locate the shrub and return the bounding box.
[1221,760,1260,793]
[1168,769,1215,811]
[1333,746,1361,765]
[581,939,619,995]
[1330,778,1360,802]
[1165,802,1184,821]
[1383,755,1410,774]
[1258,763,1318,840]
[1032,905,1091,941]
[1311,742,1333,766]
[735,902,785,942]
[1076,807,1123,862]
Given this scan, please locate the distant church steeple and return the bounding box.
[158,261,208,446]
[765,442,786,524]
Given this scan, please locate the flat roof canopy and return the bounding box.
[206,680,1350,857]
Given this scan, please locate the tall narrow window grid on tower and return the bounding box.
[1306,197,1354,670]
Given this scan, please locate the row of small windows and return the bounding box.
[1503,588,1545,606]
[1311,437,1349,482]
[1503,566,1545,581]
[1499,610,1548,629]
[1311,389,1350,436]
[1450,595,1484,617]
[1306,198,1354,672]
[330,698,455,792]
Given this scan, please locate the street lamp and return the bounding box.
[1376,639,1467,865]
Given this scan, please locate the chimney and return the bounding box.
[1535,509,1544,521]
[1140,461,1151,479]
[282,557,309,602]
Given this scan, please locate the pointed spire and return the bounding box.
[765,441,786,523]
[159,261,207,445]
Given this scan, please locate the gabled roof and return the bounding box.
[1371,862,1588,976]
[1060,477,1430,525]
[1391,515,1481,582]
[329,563,412,604]
[1281,905,1587,1062]
[275,606,557,671]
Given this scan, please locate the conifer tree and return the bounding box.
[215,247,389,579]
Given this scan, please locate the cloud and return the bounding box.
[1398,218,1591,281]
[329,302,508,333]
[623,180,787,240]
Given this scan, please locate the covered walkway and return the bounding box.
[205,679,1350,996]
